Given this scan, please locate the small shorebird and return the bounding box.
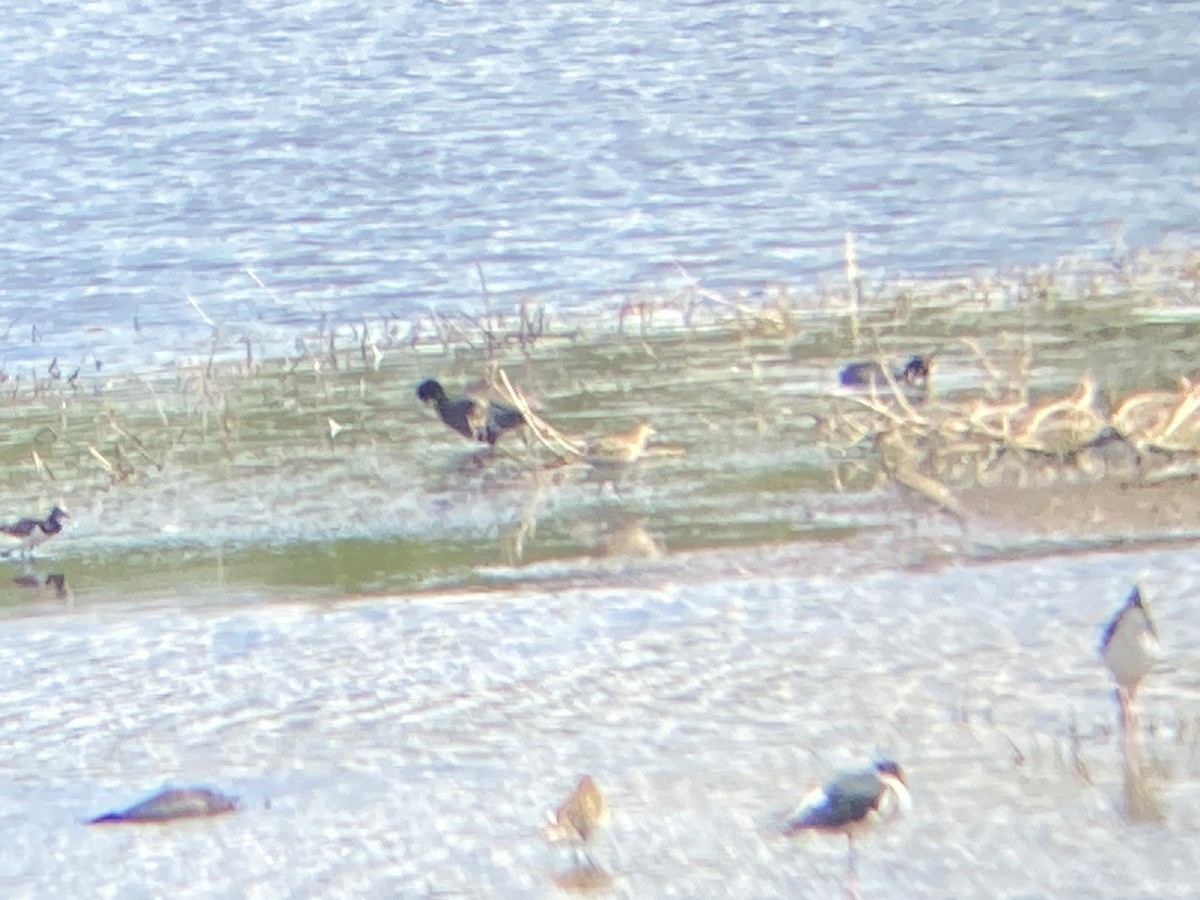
[1100,585,1159,732]
[416,379,525,446]
[541,775,608,867]
[783,760,910,893]
[89,787,238,824]
[584,421,655,466]
[1135,378,1200,454]
[0,506,69,558]
[1110,383,1188,449]
[839,355,930,389]
[1009,372,1111,457]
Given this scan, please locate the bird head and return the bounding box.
[416,379,447,404]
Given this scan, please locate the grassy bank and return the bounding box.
[3,242,1200,607]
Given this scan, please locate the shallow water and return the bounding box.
[5,290,1200,606]
[5,258,1200,894]
[2,542,1198,896]
[2,0,1200,373]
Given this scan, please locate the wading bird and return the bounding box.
[541,775,608,868]
[584,421,655,467]
[783,760,910,894]
[416,379,525,446]
[1100,585,1159,734]
[0,506,69,558]
[838,355,931,390]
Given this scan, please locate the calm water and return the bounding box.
[4,4,1200,894]
[2,0,1199,371]
[3,544,1199,896]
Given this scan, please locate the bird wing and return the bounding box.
[785,772,880,832]
[485,402,525,441]
[0,518,37,538]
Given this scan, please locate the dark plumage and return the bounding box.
[416,379,525,446]
[838,355,930,389]
[784,760,910,888]
[0,506,69,558]
[88,787,238,824]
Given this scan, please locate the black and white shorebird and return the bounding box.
[541,775,609,868]
[1100,585,1159,732]
[783,760,910,892]
[0,506,69,558]
[838,355,931,390]
[416,379,526,447]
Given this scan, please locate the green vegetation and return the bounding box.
[4,243,1200,606]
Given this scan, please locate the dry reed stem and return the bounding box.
[31,448,55,482]
[492,368,586,457]
[87,445,114,473]
[887,460,966,521]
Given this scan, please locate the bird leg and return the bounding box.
[1117,686,1145,772]
[845,834,860,900]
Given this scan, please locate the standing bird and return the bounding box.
[583,421,655,466]
[838,355,930,389]
[1100,585,1159,734]
[0,506,69,558]
[783,760,910,893]
[416,379,525,446]
[541,775,608,868]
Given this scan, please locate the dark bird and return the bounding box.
[0,506,69,558]
[838,355,930,389]
[541,775,608,867]
[88,787,238,824]
[1100,585,1159,733]
[416,379,525,446]
[783,760,910,892]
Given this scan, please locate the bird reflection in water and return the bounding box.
[1119,744,1165,825]
[11,571,69,600]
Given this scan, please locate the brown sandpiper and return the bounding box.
[584,421,655,466]
[541,775,609,867]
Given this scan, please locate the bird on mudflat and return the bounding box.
[0,506,69,558]
[416,379,525,446]
[541,775,609,867]
[88,787,238,824]
[583,421,655,466]
[838,355,930,389]
[783,760,910,892]
[1100,585,1159,732]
